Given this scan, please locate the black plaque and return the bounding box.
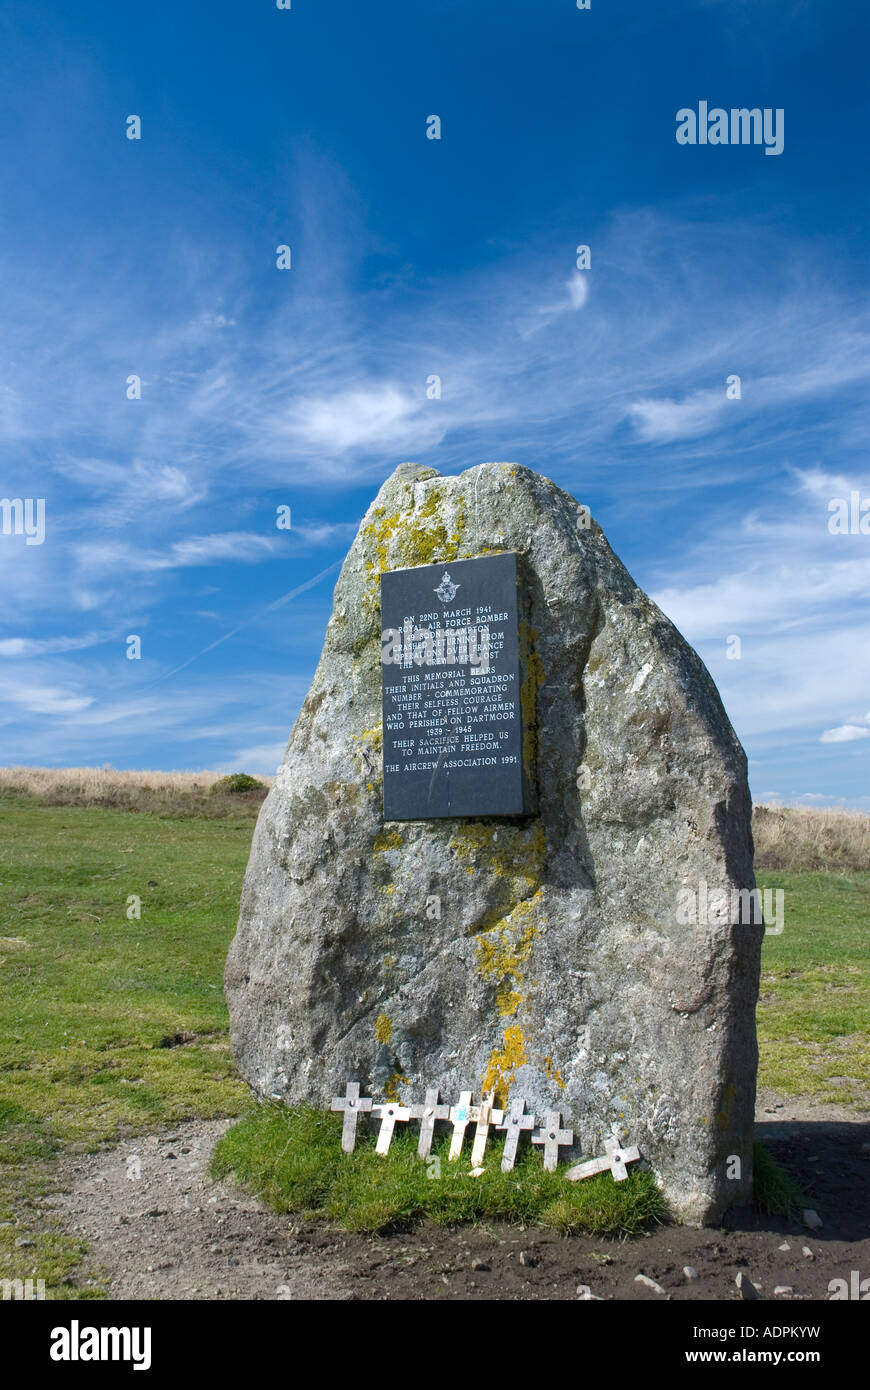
[380,552,530,820]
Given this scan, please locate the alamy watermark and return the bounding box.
[50,1322,151,1370]
[381,601,493,677]
[828,1271,870,1300]
[1,497,45,546]
[677,878,784,934]
[676,103,784,156]
[2,1277,46,1300]
[828,490,870,535]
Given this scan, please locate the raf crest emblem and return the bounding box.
[434,571,460,604]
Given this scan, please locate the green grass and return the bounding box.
[0,796,255,1296]
[752,1140,806,1219]
[210,773,266,796]
[756,870,870,1105]
[210,1103,665,1235]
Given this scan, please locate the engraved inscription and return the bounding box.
[380,553,528,819]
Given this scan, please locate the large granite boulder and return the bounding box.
[225,461,762,1223]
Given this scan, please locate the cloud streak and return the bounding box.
[2,182,870,801]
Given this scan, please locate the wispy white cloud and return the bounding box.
[820,724,870,744]
[0,646,311,771]
[627,353,870,444]
[644,459,870,767]
[281,384,443,455]
[52,459,206,512]
[0,632,107,658]
[520,271,591,337]
[1,678,94,716]
[219,741,286,778]
[292,520,359,547]
[72,532,279,574]
[627,388,730,442]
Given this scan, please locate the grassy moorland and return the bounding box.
[0,771,867,1293]
[0,789,258,1295]
[755,869,869,1105]
[0,765,272,817]
[752,782,869,1106]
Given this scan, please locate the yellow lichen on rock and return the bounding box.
[449,822,545,905]
[482,1024,528,1107]
[384,1071,409,1103]
[452,823,547,1106]
[544,1055,566,1089]
[449,823,505,881]
[476,891,543,1018]
[363,507,401,574]
[373,829,403,854]
[362,493,469,578]
[375,1013,393,1044]
[357,723,383,752]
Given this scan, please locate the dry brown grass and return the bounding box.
[753,803,870,873]
[0,770,867,866]
[0,766,271,818]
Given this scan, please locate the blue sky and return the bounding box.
[1,0,868,807]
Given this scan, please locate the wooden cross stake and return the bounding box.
[496,1097,536,1172]
[448,1090,474,1161]
[470,1090,505,1168]
[409,1087,450,1160]
[330,1081,372,1154]
[565,1135,641,1184]
[532,1109,574,1171]
[370,1101,412,1156]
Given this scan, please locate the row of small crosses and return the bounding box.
[330,1082,641,1180]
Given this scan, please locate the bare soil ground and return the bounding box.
[47,1091,870,1302]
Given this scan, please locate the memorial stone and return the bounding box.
[225,460,762,1223]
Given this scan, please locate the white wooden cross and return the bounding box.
[448,1090,474,1161]
[370,1101,412,1156]
[330,1081,372,1154]
[470,1090,505,1168]
[565,1135,641,1183]
[532,1109,574,1171]
[496,1097,536,1172]
[409,1087,450,1160]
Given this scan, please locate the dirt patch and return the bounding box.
[46,1095,870,1301]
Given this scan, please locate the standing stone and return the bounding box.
[224,461,762,1223]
